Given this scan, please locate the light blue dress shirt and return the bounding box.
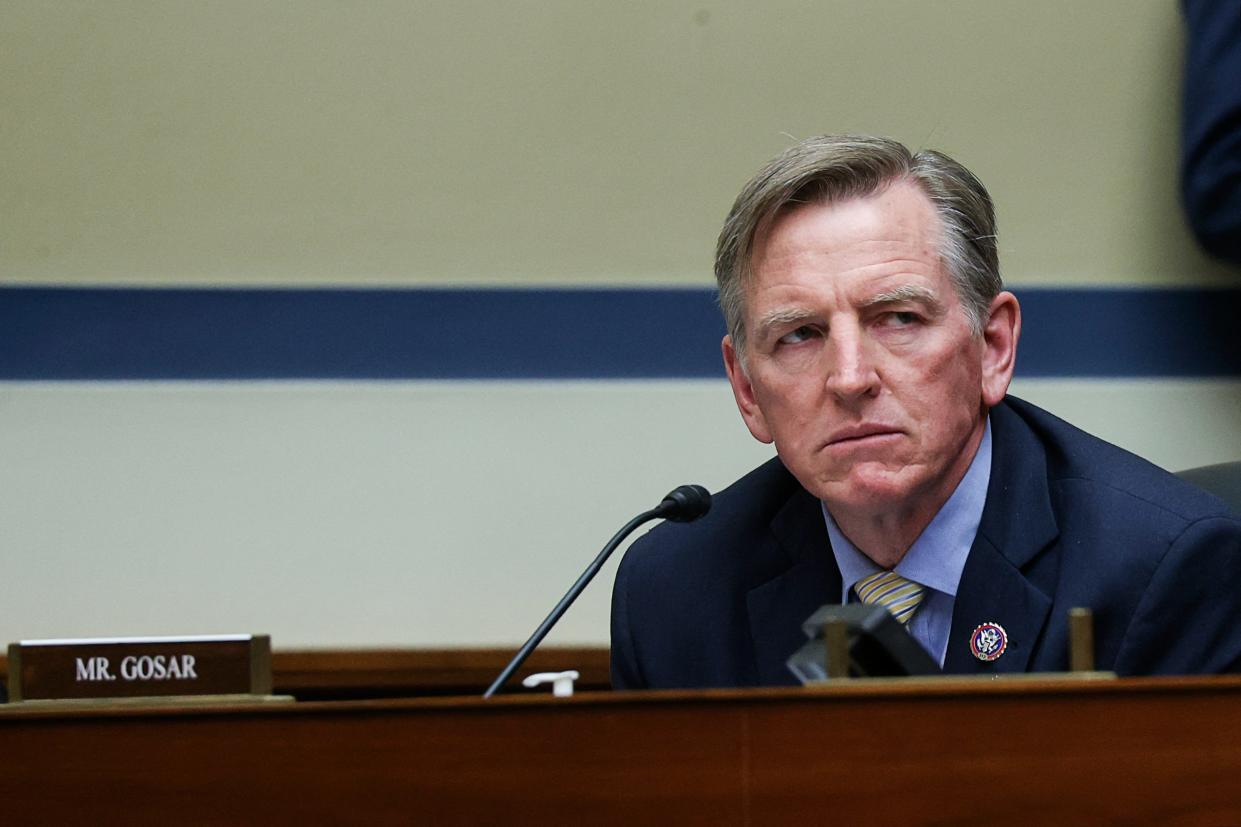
[822,418,992,666]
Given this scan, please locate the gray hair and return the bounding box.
[715,135,1001,357]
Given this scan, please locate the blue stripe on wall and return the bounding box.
[2,286,1239,380]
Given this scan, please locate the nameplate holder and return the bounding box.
[7,634,272,703]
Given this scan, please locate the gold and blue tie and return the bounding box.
[854,571,925,625]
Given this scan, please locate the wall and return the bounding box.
[2,1,1237,648]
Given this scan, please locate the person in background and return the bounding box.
[1181,0,1241,268]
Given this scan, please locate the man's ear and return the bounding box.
[722,335,775,444]
[980,291,1021,407]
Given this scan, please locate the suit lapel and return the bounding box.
[741,400,1062,680]
[943,538,1053,673]
[746,485,841,685]
[944,401,1060,674]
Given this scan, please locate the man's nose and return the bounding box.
[823,328,880,400]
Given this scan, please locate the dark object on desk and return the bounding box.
[1178,460,1241,513]
[787,604,942,683]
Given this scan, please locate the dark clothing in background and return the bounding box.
[1181,0,1241,266]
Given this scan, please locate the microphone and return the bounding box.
[656,484,711,522]
[483,485,712,698]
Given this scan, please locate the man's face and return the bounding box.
[722,181,1017,523]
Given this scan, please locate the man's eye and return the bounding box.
[778,326,818,345]
[883,311,921,327]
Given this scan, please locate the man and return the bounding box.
[611,135,1241,689]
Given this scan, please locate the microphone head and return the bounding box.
[657,484,712,522]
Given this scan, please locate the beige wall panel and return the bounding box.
[4,1,1234,287]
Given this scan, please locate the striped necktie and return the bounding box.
[854,571,925,625]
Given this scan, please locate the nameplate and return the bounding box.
[6,635,272,702]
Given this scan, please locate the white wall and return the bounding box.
[3,379,1237,647]
[2,1,1238,649]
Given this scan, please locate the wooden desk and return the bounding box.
[270,646,611,698]
[1,646,613,700]
[5,675,1241,824]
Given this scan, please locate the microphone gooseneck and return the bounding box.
[482,485,712,698]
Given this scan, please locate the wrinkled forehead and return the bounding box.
[748,182,946,282]
[746,177,941,274]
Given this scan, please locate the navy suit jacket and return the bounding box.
[611,397,1241,688]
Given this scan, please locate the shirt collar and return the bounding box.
[823,416,992,600]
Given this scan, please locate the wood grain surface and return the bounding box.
[5,675,1241,825]
[2,646,612,700]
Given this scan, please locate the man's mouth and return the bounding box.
[826,426,901,448]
